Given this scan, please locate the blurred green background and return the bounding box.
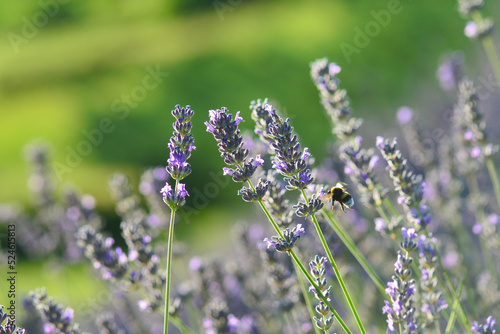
[1,0,498,322]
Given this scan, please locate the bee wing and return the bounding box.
[321,192,333,201]
[335,182,347,189]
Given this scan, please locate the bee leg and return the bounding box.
[340,203,346,213]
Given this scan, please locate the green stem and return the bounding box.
[245,177,352,333]
[289,250,352,334]
[432,238,472,333]
[292,258,323,334]
[435,319,442,334]
[465,173,497,278]
[321,208,386,295]
[383,197,399,217]
[170,315,196,334]
[486,158,500,212]
[301,190,366,334]
[164,181,179,334]
[445,281,464,334]
[376,204,390,224]
[470,11,500,84]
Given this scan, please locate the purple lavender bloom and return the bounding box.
[465,21,478,37]
[138,300,149,311]
[263,224,305,254]
[377,136,432,229]
[252,103,313,190]
[396,106,413,125]
[374,217,386,232]
[384,245,418,333]
[472,316,498,333]
[310,58,362,140]
[28,290,82,333]
[161,182,190,210]
[341,136,387,206]
[0,305,25,334]
[436,52,464,90]
[206,107,263,183]
[166,105,195,181]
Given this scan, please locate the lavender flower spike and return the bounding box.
[310,58,362,140]
[252,103,313,190]
[206,107,264,186]
[376,136,431,230]
[263,224,305,254]
[166,105,195,181]
[162,105,195,210]
[472,316,498,334]
[383,228,418,333]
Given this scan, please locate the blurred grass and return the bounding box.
[0,0,476,204]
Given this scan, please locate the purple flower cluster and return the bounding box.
[310,58,362,140]
[294,195,324,217]
[458,0,494,39]
[383,228,418,333]
[206,107,264,183]
[436,52,464,91]
[453,79,497,163]
[472,316,498,334]
[77,225,129,281]
[162,105,195,210]
[376,137,432,229]
[308,255,335,331]
[0,305,25,334]
[252,103,313,190]
[418,235,448,323]
[263,224,305,254]
[340,136,387,207]
[28,289,82,334]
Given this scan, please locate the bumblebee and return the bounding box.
[322,183,354,213]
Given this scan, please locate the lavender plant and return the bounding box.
[161,104,195,331]
[4,7,500,332]
[0,305,25,334]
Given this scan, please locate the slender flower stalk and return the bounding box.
[452,78,500,213]
[309,59,391,296]
[459,0,500,83]
[418,235,448,329]
[251,102,366,333]
[206,106,353,333]
[162,105,195,333]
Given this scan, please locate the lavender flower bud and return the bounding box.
[459,0,485,16]
[253,103,313,190]
[464,19,494,39]
[237,179,270,202]
[310,58,362,140]
[472,316,498,334]
[161,183,189,210]
[340,136,387,206]
[377,136,431,230]
[263,224,305,254]
[0,305,25,334]
[206,107,263,183]
[166,105,195,181]
[294,195,324,217]
[308,255,336,332]
[383,228,419,333]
